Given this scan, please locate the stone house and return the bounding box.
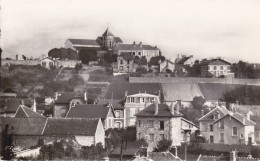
[42,118,105,147]
[199,106,256,145]
[125,92,161,127]
[65,104,115,129]
[113,52,138,74]
[200,58,232,78]
[53,92,87,118]
[40,57,57,69]
[135,103,198,151]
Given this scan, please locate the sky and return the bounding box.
[1,0,260,63]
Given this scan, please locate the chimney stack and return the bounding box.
[247,111,252,120]
[84,91,87,102]
[154,101,159,115]
[20,99,24,105]
[55,92,59,100]
[125,90,128,97]
[176,100,181,114]
[170,102,174,115]
[139,42,142,47]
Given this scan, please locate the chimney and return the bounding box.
[230,150,237,161]
[201,110,204,117]
[133,41,136,46]
[139,42,142,47]
[20,99,24,105]
[176,100,181,114]
[32,98,37,112]
[247,111,252,120]
[125,90,128,97]
[170,102,174,115]
[84,91,87,102]
[55,92,59,100]
[154,102,159,115]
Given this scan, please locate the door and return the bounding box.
[210,135,214,143]
[248,137,252,145]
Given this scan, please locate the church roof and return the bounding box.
[102,28,114,37]
[67,39,101,47]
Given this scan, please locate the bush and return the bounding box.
[153,139,172,152]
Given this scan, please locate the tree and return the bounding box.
[79,49,98,64]
[148,56,165,66]
[22,55,27,60]
[192,96,206,111]
[139,56,148,65]
[48,48,78,60]
[153,139,172,152]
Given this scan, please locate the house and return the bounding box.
[159,59,175,73]
[125,92,161,127]
[0,98,33,117]
[65,104,115,129]
[135,102,198,151]
[1,117,47,149]
[113,52,138,74]
[200,58,232,78]
[53,92,87,118]
[42,118,105,147]
[199,106,256,145]
[161,83,203,107]
[104,83,162,128]
[113,41,160,61]
[40,57,57,69]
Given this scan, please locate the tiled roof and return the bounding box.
[162,83,203,102]
[4,98,32,113]
[14,105,45,118]
[116,44,158,51]
[68,39,101,46]
[120,52,134,60]
[200,58,231,66]
[214,113,256,126]
[105,83,161,100]
[55,92,84,104]
[66,104,112,119]
[148,152,182,161]
[199,106,230,121]
[110,146,140,156]
[1,117,47,135]
[135,103,183,117]
[198,83,242,100]
[42,118,99,136]
[102,28,114,37]
[114,37,123,43]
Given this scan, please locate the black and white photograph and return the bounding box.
[1,0,260,160]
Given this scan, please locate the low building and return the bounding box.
[40,57,57,69]
[135,103,198,151]
[42,118,105,147]
[199,106,256,145]
[159,59,175,73]
[65,104,115,129]
[200,58,232,78]
[53,92,87,118]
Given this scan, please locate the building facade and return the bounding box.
[113,52,138,74]
[135,103,198,151]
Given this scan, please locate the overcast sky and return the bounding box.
[1,0,260,63]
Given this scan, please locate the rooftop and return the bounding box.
[14,105,45,118]
[116,43,158,51]
[55,92,85,104]
[67,39,101,47]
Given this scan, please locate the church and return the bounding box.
[64,28,160,61]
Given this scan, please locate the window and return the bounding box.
[116,122,121,128]
[138,120,141,127]
[214,66,217,70]
[127,60,130,64]
[160,134,165,140]
[227,66,230,70]
[214,112,220,119]
[160,121,164,130]
[210,125,213,132]
[149,134,154,141]
[130,97,135,103]
[129,108,135,117]
[110,41,112,47]
[210,135,214,143]
[149,120,154,128]
[42,61,46,67]
[120,60,123,64]
[220,66,223,70]
[220,133,224,142]
[138,52,141,56]
[240,134,244,139]
[133,52,135,55]
[232,127,238,136]
[120,66,123,70]
[115,111,120,118]
[219,120,224,129]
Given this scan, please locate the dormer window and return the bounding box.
[214,112,220,119]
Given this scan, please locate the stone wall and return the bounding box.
[129,77,260,86]
[57,60,81,68]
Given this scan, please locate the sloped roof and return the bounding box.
[66,104,112,119]
[214,113,256,126]
[4,98,32,113]
[98,99,125,110]
[42,118,99,136]
[110,146,140,156]
[1,117,47,135]
[55,92,84,104]
[117,44,158,51]
[67,39,101,46]
[14,105,45,118]
[135,103,183,117]
[148,152,182,161]
[162,83,203,102]
[198,83,242,100]
[120,52,134,60]
[251,115,260,130]
[102,28,114,37]
[199,106,230,121]
[105,83,161,100]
